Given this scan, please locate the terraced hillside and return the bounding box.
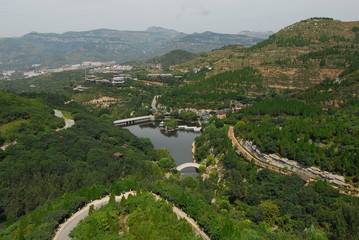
[177,18,359,90]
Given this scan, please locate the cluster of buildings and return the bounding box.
[1,61,127,80]
[85,74,132,85]
[0,70,16,79]
[147,73,184,80]
[89,65,133,73]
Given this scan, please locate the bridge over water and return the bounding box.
[114,115,155,126]
[176,162,200,171]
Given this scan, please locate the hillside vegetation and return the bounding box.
[175,18,359,90]
[143,49,200,67]
[160,67,263,109]
[0,91,64,144]
[0,93,157,226]
[70,193,201,240]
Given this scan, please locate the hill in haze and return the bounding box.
[0,27,266,70]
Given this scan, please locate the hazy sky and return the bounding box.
[1,0,358,37]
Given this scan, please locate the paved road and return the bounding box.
[228,126,359,197]
[53,191,210,240]
[54,109,75,130]
[53,191,135,240]
[172,204,210,240]
[151,95,160,112]
[228,126,292,176]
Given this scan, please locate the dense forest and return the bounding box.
[0,92,162,239]
[70,192,201,240]
[0,91,64,144]
[188,122,359,240]
[159,67,263,109]
[0,18,358,240]
[229,69,359,180]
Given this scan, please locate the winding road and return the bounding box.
[53,191,210,240]
[151,95,160,112]
[228,126,291,176]
[228,126,359,197]
[54,109,75,131]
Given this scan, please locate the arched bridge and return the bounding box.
[176,162,200,171]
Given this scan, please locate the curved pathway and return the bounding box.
[0,141,16,151]
[53,191,135,240]
[228,126,291,176]
[228,126,359,197]
[53,191,210,240]
[151,95,160,112]
[54,109,75,131]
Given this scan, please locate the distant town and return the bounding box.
[0,61,133,80]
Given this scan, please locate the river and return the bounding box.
[124,122,201,176]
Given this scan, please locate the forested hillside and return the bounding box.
[0,70,85,92]
[0,91,64,145]
[159,67,263,109]
[0,17,358,240]
[227,68,359,180]
[0,92,158,236]
[190,122,359,240]
[70,193,201,240]
[173,18,359,92]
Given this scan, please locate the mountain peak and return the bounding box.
[146,26,179,34]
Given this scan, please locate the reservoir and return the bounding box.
[124,122,201,176]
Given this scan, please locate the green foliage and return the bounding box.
[0,93,157,225]
[352,26,359,43]
[158,158,176,171]
[164,119,178,129]
[0,70,85,92]
[275,34,313,47]
[0,91,64,143]
[241,97,322,117]
[160,67,263,109]
[236,93,359,176]
[258,200,280,226]
[340,51,359,77]
[179,111,198,123]
[194,124,229,163]
[70,192,201,240]
[147,50,198,66]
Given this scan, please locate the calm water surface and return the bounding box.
[124,122,201,175]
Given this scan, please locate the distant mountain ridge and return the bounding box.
[0,27,267,70]
[238,31,274,39]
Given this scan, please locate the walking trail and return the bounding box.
[53,191,210,240]
[54,109,75,131]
